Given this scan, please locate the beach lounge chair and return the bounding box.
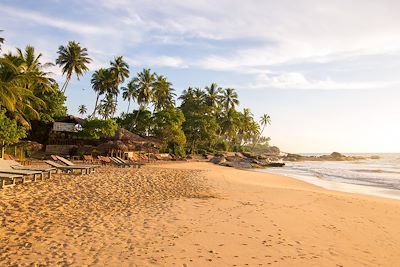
[0,159,44,182]
[0,173,22,189]
[55,156,99,173]
[116,156,143,168]
[6,160,56,177]
[44,160,92,175]
[109,157,128,167]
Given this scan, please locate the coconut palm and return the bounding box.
[78,104,87,116]
[56,41,91,93]
[205,83,222,112]
[222,88,239,111]
[90,68,110,118]
[16,46,55,94]
[135,68,155,108]
[121,79,138,113]
[0,51,50,128]
[98,93,116,119]
[108,56,129,111]
[221,108,240,143]
[152,75,176,112]
[252,114,271,149]
[133,68,156,122]
[239,108,259,145]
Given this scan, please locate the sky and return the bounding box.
[1,0,400,153]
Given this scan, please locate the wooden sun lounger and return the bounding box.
[0,160,44,182]
[44,160,91,175]
[115,156,144,168]
[6,160,55,177]
[55,156,99,173]
[109,157,128,167]
[0,173,22,189]
[0,170,41,183]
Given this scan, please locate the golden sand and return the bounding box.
[1,162,400,266]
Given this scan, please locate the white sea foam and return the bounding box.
[260,154,400,201]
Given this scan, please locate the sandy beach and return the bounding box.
[1,162,400,266]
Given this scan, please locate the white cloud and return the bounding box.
[127,56,188,69]
[3,0,400,89]
[246,72,397,90]
[0,5,113,36]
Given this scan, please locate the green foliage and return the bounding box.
[117,110,153,136]
[35,87,68,123]
[0,47,55,129]
[180,87,220,153]
[215,141,229,151]
[0,108,26,146]
[77,119,118,140]
[152,108,186,155]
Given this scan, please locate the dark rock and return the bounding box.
[267,162,285,167]
[211,156,226,164]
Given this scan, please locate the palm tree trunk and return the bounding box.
[112,92,118,118]
[126,100,130,113]
[61,75,71,93]
[252,125,265,150]
[91,93,100,118]
[134,104,143,124]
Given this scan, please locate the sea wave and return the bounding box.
[262,154,400,200]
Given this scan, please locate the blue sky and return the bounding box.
[1,0,400,153]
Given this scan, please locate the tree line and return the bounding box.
[0,33,271,156]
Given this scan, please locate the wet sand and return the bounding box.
[1,162,400,266]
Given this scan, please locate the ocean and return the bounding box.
[261,153,400,201]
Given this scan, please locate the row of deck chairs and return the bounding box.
[98,156,144,168]
[0,154,102,189]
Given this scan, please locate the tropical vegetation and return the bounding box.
[0,32,272,157]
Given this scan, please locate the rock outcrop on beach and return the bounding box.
[209,151,285,169]
[282,152,367,162]
[209,150,378,168]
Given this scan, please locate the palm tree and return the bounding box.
[222,88,239,111]
[0,49,52,128]
[109,56,129,112]
[56,41,91,93]
[238,108,259,145]
[78,104,87,116]
[152,75,176,112]
[121,79,138,113]
[17,46,55,93]
[134,68,155,121]
[221,108,240,143]
[90,68,109,118]
[253,114,271,149]
[98,93,116,119]
[205,83,222,112]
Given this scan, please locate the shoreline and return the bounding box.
[258,167,400,202]
[1,161,400,266]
